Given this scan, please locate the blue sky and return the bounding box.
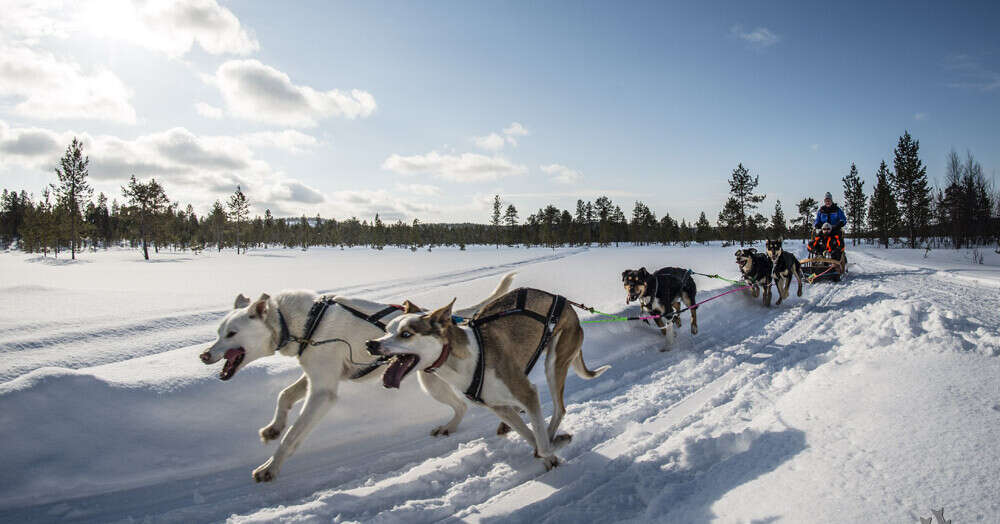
[1,0,998,223]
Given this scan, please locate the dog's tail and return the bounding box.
[572,351,610,380]
[454,272,516,317]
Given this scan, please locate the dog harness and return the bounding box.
[462,288,566,403]
[275,297,402,379]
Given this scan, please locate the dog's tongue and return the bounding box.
[382,355,418,389]
[221,348,245,380]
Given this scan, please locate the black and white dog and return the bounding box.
[622,267,698,348]
[734,248,773,307]
[765,239,803,305]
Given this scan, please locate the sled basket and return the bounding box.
[800,254,848,282]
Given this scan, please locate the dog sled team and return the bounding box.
[199,192,848,481]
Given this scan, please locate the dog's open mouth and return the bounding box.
[382,354,419,389]
[220,348,245,380]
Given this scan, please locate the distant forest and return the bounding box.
[2,132,998,259]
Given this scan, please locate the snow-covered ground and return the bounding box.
[1,244,998,523]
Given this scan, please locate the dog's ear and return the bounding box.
[638,267,649,279]
[427,298,456,327]
[621,270,629,282]
[401,300,422,314]
[250,293,271,318]
[747,248,757,254]
[234,293,251,309]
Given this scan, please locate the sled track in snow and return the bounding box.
[0,248,587,384]
[198,265,849,523]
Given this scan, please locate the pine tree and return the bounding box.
[121,175,170,260]
[227,186,250,254]
[209,200,227,251]
[891,131,931,248]
[868,160,899,248]
[51,138,92,259]
[793,198,818,243]
[717,198,741,246]
[695,212,712,244]
[491,194,502,249]
[503,204,518,245]
[724,163,766,246]
[841,163,867,246]
[770,200,788,239]
[678,218,691,246]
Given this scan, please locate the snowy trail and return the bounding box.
[3,246,998,523]
[0,248,584,383]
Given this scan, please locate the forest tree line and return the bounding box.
[2,131,998,259]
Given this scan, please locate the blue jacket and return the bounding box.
[814,204,846,229]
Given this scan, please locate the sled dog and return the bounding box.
[735,248,774,307]
[622,267,698,347]
[199,273,515,482]
[765,239,803,305]
[366,288,610,470]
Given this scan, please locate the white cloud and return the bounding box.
[0,120,329,214]
[382,151,527,182]
[325,189,438,221]
[502,122,529,146]
[0,45,136,123]
[395,183,441,196]
[731,25,780,49]
[195,102,223,119]
[213,59,376,127]
[503,122,529,137]
[914,112,927,121]
[944,54,1000,91]
[84,0,259,58]
[473,132,505,152]
[540,163,582,184]
[472,123,531,150]
[239,130,319,154]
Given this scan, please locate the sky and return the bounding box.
[1,0,998,224]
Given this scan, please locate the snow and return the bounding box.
[1,244,998,523]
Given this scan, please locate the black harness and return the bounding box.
[463,288,566,403]
[275,297,402,379]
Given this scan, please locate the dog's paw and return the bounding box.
[659,345,672,352]
[690,324,698,335]
[252,460,277,483]
[797,289,803,297]
[431,425,455,437]
[552,434,572,449]
[540,455,560,471]
[496,422,511,436]
[259,424,283,443]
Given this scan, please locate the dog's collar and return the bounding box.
[276,309,293,351]
[424,342,451,373]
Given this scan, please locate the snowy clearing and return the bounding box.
[1,244,998,523]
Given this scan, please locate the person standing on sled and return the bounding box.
[809,192,846,258]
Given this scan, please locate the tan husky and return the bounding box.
[366,288,609,470]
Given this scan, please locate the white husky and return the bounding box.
[199,273,514,482]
